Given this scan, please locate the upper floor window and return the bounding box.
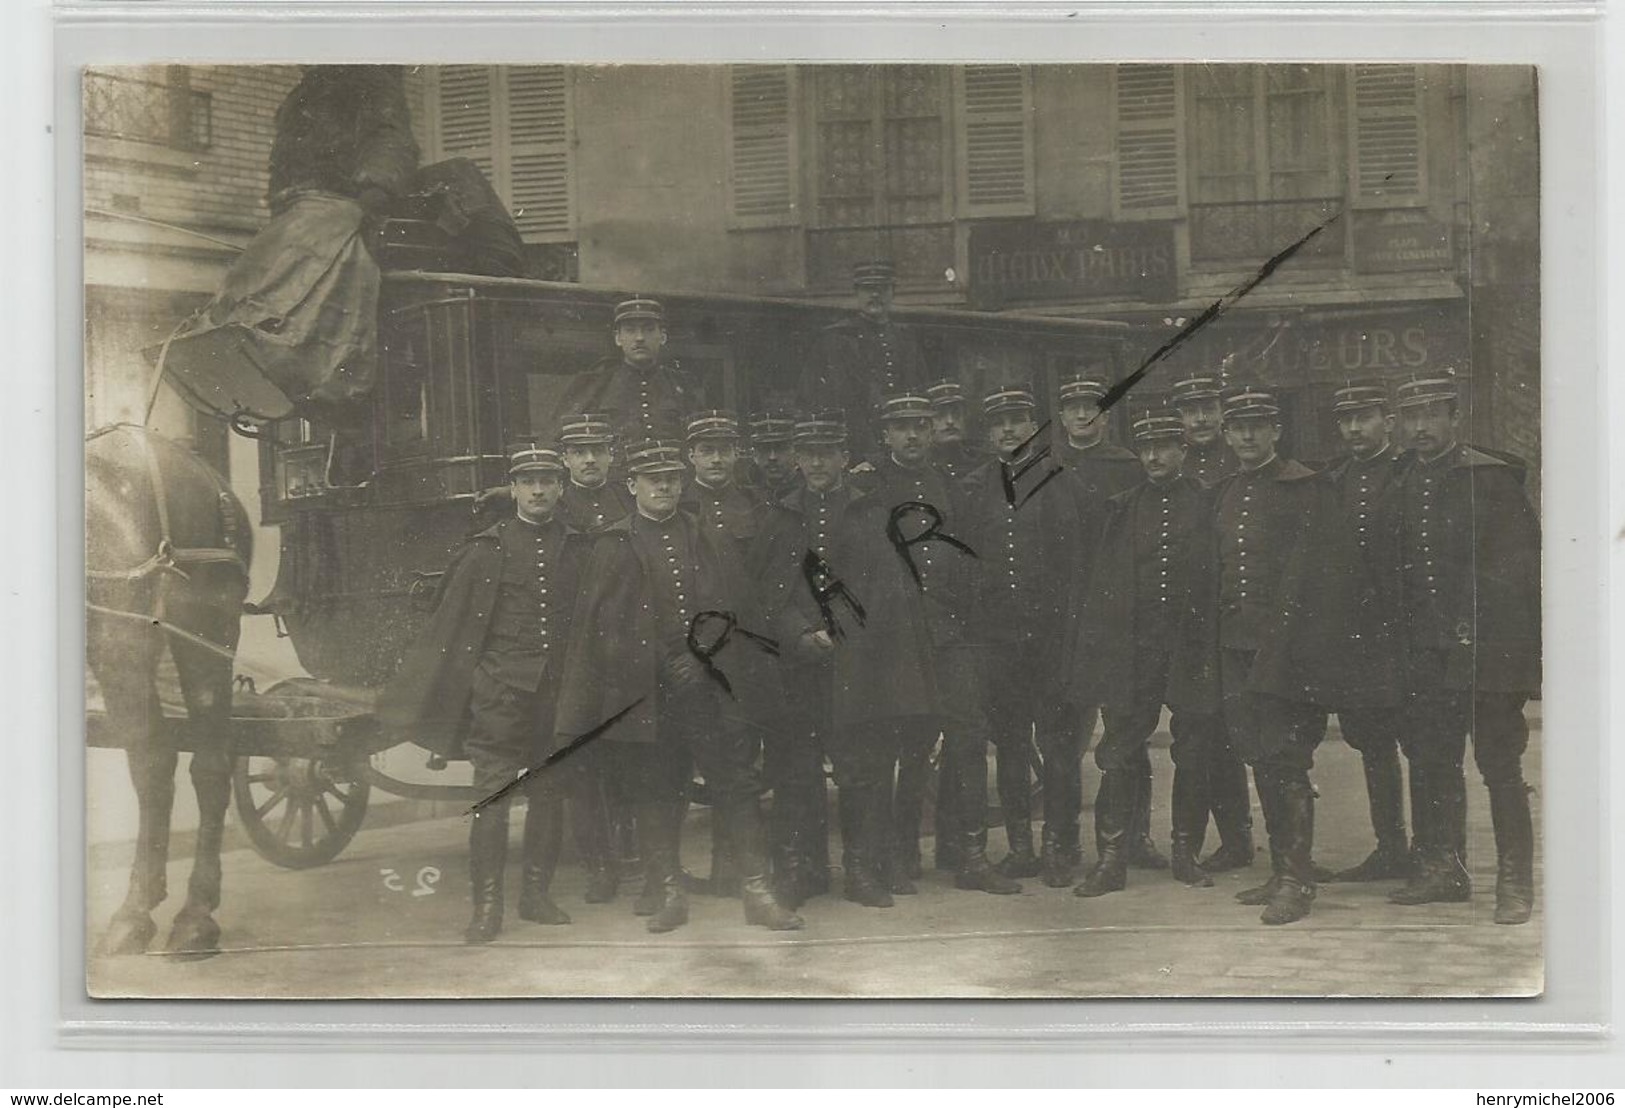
[423,65,577,244]
[83,66,212,151]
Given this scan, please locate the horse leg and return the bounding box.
[164,610,238,958]
[96,664,175,956]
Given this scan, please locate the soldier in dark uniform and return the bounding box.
[1072,411,1217,895]
[963,385,1092,886]
[1379,374,1540,924]
[678,410,769,896]
[1173,386,1382,925]
[552,440,803,934]
[804,261,927,464]
[1169,373,1239,489]
[1321,382,1413,883]
[556,298,702,443]
[828,393,982,902]
[558,413,633,535]
[379,444,587,943]
[926,379,988,484]
[742,410,802,498]
[1167,373,1253,873]
[755,413,865,907]
[1052,374,1165,871]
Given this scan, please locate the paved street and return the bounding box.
[87,714,1543,1000]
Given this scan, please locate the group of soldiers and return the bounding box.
[382,262,1541,945]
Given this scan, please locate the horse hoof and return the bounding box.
[165,913,222,959]
[98,913,158,957]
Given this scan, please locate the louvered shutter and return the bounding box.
[505,66,575,241]
[1350,64,1426,206]
[433,66,497,186]
[1112,64,1186,220]
[727,65,798,228]
[954,65,1035,218]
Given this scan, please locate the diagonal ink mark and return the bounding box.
[1095,212,1344,417]
[468,697,646,814]
[1015,464,1066,509]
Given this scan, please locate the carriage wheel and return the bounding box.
[232,753,370,869]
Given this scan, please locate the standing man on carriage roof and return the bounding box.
[804,262,927,466]
[557,298,704,444]
[379,443,591,944]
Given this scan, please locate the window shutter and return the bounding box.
[727,65,798,228]
[1350,64,1426,206]
[433,66,497,185]
[954,65,1034,218]
[505,66,575,241]
[1112,64,1186,220]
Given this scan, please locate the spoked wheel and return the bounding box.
[231,753,370,869]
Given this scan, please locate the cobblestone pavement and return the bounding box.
[87,715,1543,1000]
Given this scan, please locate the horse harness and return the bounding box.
[87,426,249,663]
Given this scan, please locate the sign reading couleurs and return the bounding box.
[968,220,1178,309]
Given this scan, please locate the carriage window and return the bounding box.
[381,316,430,452]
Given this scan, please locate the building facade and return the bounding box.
[84,62,1540,491]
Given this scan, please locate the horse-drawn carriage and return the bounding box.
[86,265,1149,954]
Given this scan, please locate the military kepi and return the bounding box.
[685,410,742,441]
[1331,380,1391,413]
[877,393,934,421]
[507,441,566,475]
[1394,371,1460,409]
[558,412,616,445]
[852,260,896,288]
[624,439,687,474]
[1131,408,1186,442]
[613,297,664,326]
[748,410,798,444]
[983,384,1037,416]
[793,411,848,445]
[1168,374,1225,406]
[1221,385,1281,421]
[1058,375,1109,405]
[926,379,967,408]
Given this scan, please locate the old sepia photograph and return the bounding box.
[82,61,1541,999]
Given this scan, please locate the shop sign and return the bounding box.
[968,220,1178,309]
[1353,208,1455,273]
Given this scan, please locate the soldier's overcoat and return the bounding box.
[376,517,590,758]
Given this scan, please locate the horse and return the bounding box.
[86,424,252,957]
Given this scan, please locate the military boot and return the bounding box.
[463,806,509,945]
[1074,772,1130,898]
[1039,825,1076,889]
[956,837,1023,894]
[1201,747,1256,872]
[1488,782,1535,925]
[632,802,671,916]
[1170,832,1214,888]
[1390,765,1472,905]
[842,786,894,908]
[646,876,690,933]
[994,742,1040,878]
[1169,760,1214,887]
[1261,778,1315,926]
[516,794,571,926]
[1331,747,1410,882]
[572,781,619,904]
[742,874,805,930]
[705,808,743,898]
[1126,771,1169,870]
[1235,779,1283,906]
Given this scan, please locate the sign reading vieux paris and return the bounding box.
[967,220,1178,309]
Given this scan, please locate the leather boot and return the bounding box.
[1332,747,1411,882]
[1261,778,1315,925]
[572,780,619,904]
[843,785,894,908]
[1169,758,1213,887]
[1127,771,1169,870]
[646,876,690,933]
[1039,825,1075,888]
[934,753,963,872]
[1202,744,1255,872]
[743,873,805,930]
[632,802,671,916]
[705,807,742,898]
[1170,832,1213,887]
[956,839,1022,894]
[892,740,929,886]
[463,807,509,944]
[994,741,1040,878]
[1390,765,1471,905]
[1235,778,1282,906]
[644,805,689,934]
[1489,782,1535,925]
[1075,772,1129,898]
[517,794,571,926]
